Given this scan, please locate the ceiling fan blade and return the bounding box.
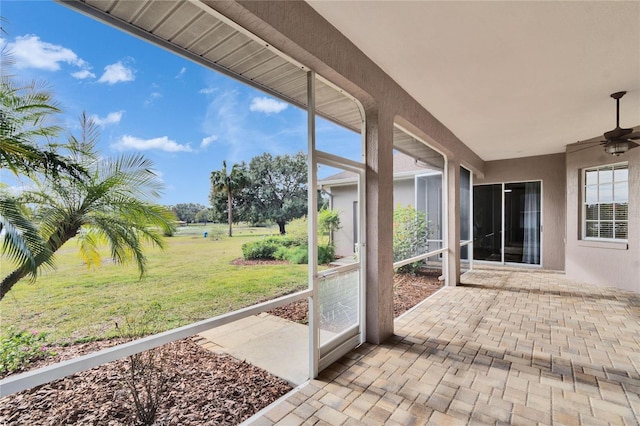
[569,143,603,154]
[626,131,640,140]
[604,127,633,140]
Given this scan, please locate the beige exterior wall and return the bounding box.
[475,153,566,271]
[209,1,486,341]
[393,178,415,208]
[565,146,640,292]
[329,185,357,258]
[329,178,419,258]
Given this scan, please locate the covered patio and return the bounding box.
[4,1,635,422]
[249,270,640,424]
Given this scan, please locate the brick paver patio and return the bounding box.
[247,270,640,425]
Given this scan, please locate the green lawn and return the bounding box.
[0,224,308,344]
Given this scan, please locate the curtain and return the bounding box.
[522,182,540,264]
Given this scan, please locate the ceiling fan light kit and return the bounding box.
[603,139,632,156]
[600,91,640,156]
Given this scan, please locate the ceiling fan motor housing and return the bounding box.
[600,90,640,155]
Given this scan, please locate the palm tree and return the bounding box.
[1,47,86,281]
[0,195,53,279]
[1,48,84,179]
[0,114,175,301]
[210,160,248,237]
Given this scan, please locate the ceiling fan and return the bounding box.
[600,91,640,156]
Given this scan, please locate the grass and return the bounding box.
[0,224,308,344]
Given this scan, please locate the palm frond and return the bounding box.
[0,196,53,276]
[88,215,148,277]
[75,227,105,269]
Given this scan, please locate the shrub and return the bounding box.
[115,303,170,426]
[0,327,56,375]
[207,228,225,241]
[242,239,280,260]
[318,208,341,245]
[285,211,342,246]
[286,246,309,264]
[116,301,164,338]
[318,245,335,265]
[271,244,335,264]
[242,234,336,264]
[241,236,297,260]
[285,216,308,245]
[393,205,430,274]
[273,245,290,261]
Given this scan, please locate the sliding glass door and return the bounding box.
[473,182,541,265]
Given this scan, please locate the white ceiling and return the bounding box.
[308,1,640,161]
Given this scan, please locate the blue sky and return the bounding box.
[1,0,360,206]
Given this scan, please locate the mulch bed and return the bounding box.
[392,268,443,317]
[1,268,442,425]
[267,267,443,322]
[0,339,290,425]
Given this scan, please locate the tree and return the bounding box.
[171,203,205,223]
[1,44,85,180]
[0,113,175,301]
[1,49,87,281]
[194,208,212,224]
[210,160,248,237]
[240,152,307,235]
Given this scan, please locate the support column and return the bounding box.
[365,108,394,344]
[447,160,461,286]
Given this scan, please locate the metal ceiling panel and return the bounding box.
[394,127,444,170]
[175,17,222,49]
[315,78,361,131]
[62,0,364,135]
[190,21,238,57]
[152,2,204,41]
[108,1,147,22]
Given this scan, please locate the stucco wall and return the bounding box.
[330,185,357,258]
[209,0,487,342]
[393,178,415,208]
[330,178,419,258]
[565,146,640,292]
[475,153,566,271]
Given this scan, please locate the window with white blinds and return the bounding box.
[583,163,628,240]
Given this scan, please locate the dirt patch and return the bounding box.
[0,269,442,424]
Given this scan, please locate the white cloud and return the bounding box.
[71,69,96,79]
[175,67,186,79]
[200,135,218,148]
[6,35,92,76]
[111,135,193,153]
[90,111,124,127]
[199,87,216,95]
[144,92,162,106]
[249,97,288,114]
[98,61,135,84]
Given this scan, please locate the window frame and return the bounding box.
[582,162,629,242]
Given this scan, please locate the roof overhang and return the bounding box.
[60,0,363,132]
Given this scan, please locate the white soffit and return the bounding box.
[308,1,640,161]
